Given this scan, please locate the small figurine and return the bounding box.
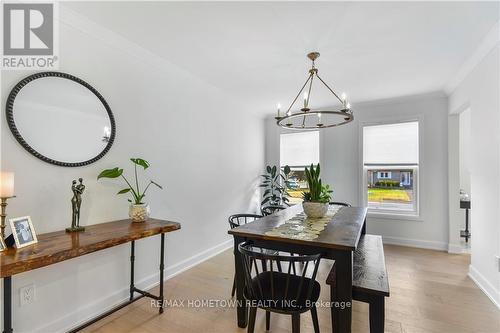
[66,178,86,232]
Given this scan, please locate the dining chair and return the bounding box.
[228,214,280,297]
[239,241,324,333]
[329,201,351,207]
[261,205,287,216]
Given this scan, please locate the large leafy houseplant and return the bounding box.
[302,163,332,218]
[98,158,162,222]
[260,165,291,208]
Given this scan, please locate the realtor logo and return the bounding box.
[2,2,58,69]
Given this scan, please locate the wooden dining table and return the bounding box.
[228,204,367,333]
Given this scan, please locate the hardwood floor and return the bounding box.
[82,245,500,333]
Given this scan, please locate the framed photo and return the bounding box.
[9,216,38,248]
[0,236,6,252]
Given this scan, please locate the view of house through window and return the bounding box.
[363,122,419,215]
[280,131,319,204]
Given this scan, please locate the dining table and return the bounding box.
[228,204,367,333]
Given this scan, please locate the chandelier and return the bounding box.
[276,52,353,129]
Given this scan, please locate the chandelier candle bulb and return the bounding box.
[341,93,348,108]
[277,103,281,117]
[303,92,308,108]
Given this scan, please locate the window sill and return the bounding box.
[367,211,422,222]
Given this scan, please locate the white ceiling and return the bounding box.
[65,1,499,116]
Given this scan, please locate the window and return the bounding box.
[377,171,392,179]
[363,121,419,216]
[280,131,319,204]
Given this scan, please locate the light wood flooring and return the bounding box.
[82,245,500,333]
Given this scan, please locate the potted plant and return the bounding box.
[260,165,291,209]
[98,158,163,222]
[302,163,332,218]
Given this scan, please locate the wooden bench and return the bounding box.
[327,234,390,333]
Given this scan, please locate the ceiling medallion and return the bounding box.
[276,52,353,130]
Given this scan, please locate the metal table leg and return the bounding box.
[69,234,167,332]
[130,240,135,300]
[3,276,13,333]
[159,233,165,314]
[465,208,470,243]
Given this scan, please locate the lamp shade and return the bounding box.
[0,172,15,197]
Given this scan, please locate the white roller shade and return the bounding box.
[363,122,419,164]
[280,131,319,166]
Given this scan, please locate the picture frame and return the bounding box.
[9,216,38,248]
[0,236,6,252]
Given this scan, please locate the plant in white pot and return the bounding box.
[302,163,333,218]
[98,158,163,222]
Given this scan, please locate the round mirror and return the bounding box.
[6,72,115,167]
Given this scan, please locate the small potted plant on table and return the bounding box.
[302,163,332,218]
[98,158,163,222]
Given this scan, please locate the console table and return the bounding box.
[460,200,471,243]
[0,218,181,333]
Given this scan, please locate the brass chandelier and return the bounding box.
[276,52,353,129]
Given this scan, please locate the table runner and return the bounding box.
[264,205,340,241]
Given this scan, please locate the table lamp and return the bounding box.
[0,172,15,239]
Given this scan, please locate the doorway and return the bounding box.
[448,108,472,254]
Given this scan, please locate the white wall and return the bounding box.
[459,109,472,195]
[0,7,264,332]
[266,93,450,250]
[449,44,500,308]
[448,114,463,253]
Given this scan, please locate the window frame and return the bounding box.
[359,118,423,220]
[363,164,419,217]
[279,130,321,205]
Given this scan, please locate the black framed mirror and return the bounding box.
[6,72,116,167]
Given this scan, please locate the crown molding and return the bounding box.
[444,20,500,95]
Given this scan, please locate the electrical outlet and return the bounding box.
[20,284,35,306]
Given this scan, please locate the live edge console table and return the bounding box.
[0,218,181,333]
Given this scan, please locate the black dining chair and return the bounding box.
[228,214,280,298]
[261,205,287,216]
[239,241,324,333]
[329,201,351,207]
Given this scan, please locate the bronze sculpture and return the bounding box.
[66,178,86,232]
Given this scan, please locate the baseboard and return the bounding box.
[381,236,447,251]
[468,265,500,310]
[39,239,233,333]
[447,243,470,254]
